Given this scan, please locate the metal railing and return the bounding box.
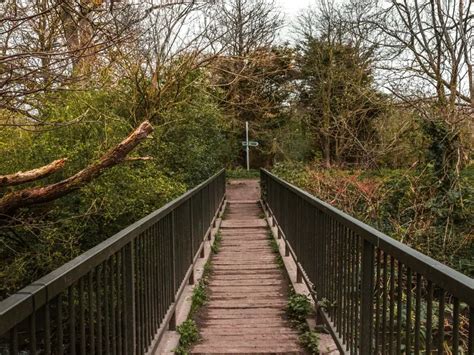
[0,169,226,355]
[261,169,474,355]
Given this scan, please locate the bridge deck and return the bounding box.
[190,180,305,354]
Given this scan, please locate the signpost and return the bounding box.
[242,141,259,147]
[242,122,259,171]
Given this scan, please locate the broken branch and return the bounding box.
[0,159,67,187]
[0,121,154,215]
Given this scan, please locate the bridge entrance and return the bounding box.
[189,179,305,354]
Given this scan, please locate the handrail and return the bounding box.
[0,169,226,355]
[261,168,473,354]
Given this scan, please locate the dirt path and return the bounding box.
[190,179,305,354]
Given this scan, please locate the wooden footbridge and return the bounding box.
[0,170,473,354]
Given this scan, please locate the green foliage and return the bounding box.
[175,320,200,355]
[287,292,312,322]
[211,233,222,254]
[287,290,319,353]
[190,261,212,316]
[268,234,285,269]
[273,116,314,162]
[0,69,234,298]
[271,162,474,277]
[190,281,208,316]
[297,37,384,165]
[299,330,320,354]
[226,168,260,179]
[155,97,235,187]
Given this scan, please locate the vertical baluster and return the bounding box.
[322,213,329,302]
[329,218,335,320]
[437,289,445,355]
[375,249,381,353]
[341,225,348,346]
[158,221,164,324]
[80,278,86,355]
[388,256,395,355]
[414,273,422,355]
[28,304,36,354]
[396,262,403,354]
[29,310,37,354]
[360,239,374,355]
[426,281,433,354]
[45,299,51,355]
[468,307,474,355]
[57,294,64,355]
[452,297,459,355]
[336,222,343,332]
[111,257,117,355]
[69,286,76,355]
[147,229,153,345]
[10,325,19,355]
[137,236,144,354]
[405,268,412,354]
[124,241,136,355]
[88,271,95,355]
[158,221,164,326]
[350,231,356,354]
[354,235,360,353]
[101,260,112,355]
[116,252,123,355]
[381,253,388,353]
[151,225,158,333]
[97,266,103,355]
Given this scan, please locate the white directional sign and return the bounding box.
[242,141,259,147]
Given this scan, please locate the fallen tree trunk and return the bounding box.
[0,121,153,216]
[0,159,68,187]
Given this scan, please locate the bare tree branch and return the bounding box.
[0,121,153,215]
[0,159,67,187]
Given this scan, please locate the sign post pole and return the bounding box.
[246,121,250,171]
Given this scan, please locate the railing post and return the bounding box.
[124,241,136,355]
[190,197,194,262]
[360,239,375,354]
[296,267,303,283]
[170,211,178,330]
[171,211,177,297]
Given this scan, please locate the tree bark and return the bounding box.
[0,121,153,215]
[0,159,67,187]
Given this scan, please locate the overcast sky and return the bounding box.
[277,0,314,18]
[276,0,314,41]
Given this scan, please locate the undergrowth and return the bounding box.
[268,232,284,269]
[211,232,222,254]
[286,289,320,354]
[226,168,260,179]
[175,230,222,354]
[175,320,200,355]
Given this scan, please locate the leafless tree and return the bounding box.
[358,0,473,180]
[211,0,283,56]
[366,0,473,110]
[0,0,142,120]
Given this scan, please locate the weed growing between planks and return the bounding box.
[286,288,320,354]
[175,320,200,355]
[268,232,284,269]
[175,230,222,353]
[211,232,222,254]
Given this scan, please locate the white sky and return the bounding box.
[276,0,314,18]
[275,0,315,41]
